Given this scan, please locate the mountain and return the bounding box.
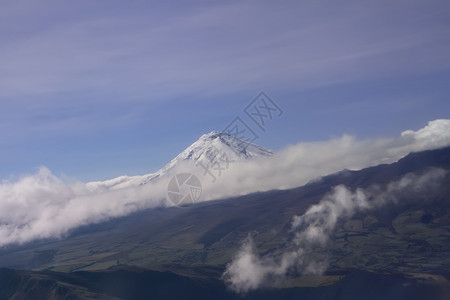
[1,146,449,299]
[87,131,273,190]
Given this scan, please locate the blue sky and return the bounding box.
[1,0,450,181]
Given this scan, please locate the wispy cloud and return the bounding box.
[1,1,449,99]
[223,168,448,293]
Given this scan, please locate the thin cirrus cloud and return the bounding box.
[0,119,449,247]
[0,0,449,99]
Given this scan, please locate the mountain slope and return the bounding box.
[0,147,449,299]
[1,147,449,271]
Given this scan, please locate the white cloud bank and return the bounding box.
[202,119,450,199]
[223,168,448,293]
[0,168,169,247]
[0,119,450,247]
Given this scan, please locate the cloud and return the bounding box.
[200,119,450,200]
[221,236,299,293]
[401,119,450,151]
[1,1,449,99]
[0,167,169,247]
[223,168,448,293]
[0,119,449,247]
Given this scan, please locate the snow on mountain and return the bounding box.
[87,131,273,191]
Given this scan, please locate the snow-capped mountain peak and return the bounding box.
[87,131,273,190]
[176,131,273,161]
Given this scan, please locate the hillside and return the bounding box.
[0,146,450,299]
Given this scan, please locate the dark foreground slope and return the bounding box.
[0,147,450,299]
[1,267,449,300]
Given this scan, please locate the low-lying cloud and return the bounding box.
[223,168,448,293]
[0,168,169,247]
[202,119,450,200]
[0,119,449,247]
